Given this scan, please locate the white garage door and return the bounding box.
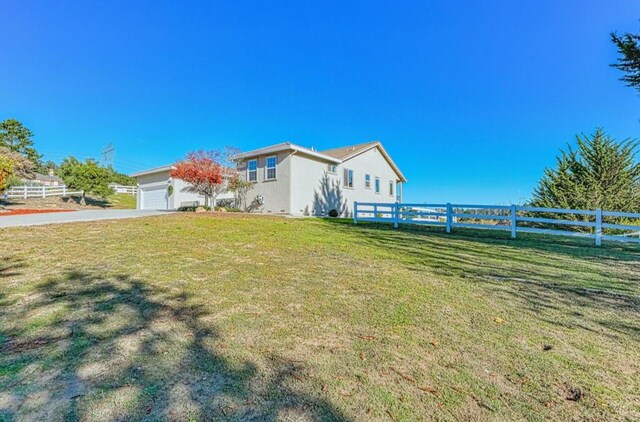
[140,186,168,210]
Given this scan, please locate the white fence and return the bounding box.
[5,185,84,199]
[108,184,137,194]
[353,202,640,246]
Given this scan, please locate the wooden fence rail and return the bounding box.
[353,202,640,246]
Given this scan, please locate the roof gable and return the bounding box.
[322,141,406,182]
[320,141,379,161]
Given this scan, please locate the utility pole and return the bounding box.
[101,143,115,168]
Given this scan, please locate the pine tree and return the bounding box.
[611,31,640,93]
[0,119,42,165]
[531,129,640,214]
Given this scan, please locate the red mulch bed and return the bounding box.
[0,209,77,217]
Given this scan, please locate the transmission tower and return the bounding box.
[101,143,115,168]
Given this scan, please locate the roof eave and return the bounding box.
[131,165,175,178]
[341,142,407,183]
[231,142,341,164]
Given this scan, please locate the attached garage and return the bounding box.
[131,164,235,210]
[139,185,169,210]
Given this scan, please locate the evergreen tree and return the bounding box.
[611,31,640,93]
[532,129,640,214]
[0,119,42,165]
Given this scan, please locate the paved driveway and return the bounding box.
[0,210,172,228]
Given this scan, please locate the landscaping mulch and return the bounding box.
[0,209,76,217]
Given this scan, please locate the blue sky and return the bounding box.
[1,1,639,203]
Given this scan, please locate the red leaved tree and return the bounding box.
[170,150,226,208]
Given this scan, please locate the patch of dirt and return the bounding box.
[559,383,586,402]
[3,337,54,353]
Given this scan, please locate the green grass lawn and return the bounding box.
[104,193,137,209]
[0,214,638,421]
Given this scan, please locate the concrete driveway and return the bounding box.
[0,210,173,228]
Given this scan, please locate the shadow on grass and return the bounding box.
[0,270,348,421]
[0,255,26,278]
[319,219,640,339]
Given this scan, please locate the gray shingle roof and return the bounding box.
[320,141,380,160]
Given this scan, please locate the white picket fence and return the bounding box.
[5,185,84,199]
[353,202,640,246]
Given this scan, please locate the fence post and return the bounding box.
[373,204,378,221]
[446,203,452,233]
[354,201,358,224]
[510,204,517,239]
[24,186,27,199]
[63,185,67,196]
[394,202,399,228]
[42,186,46,198]
[595,208,602,246]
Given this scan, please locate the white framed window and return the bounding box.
[389,180,394,196]
[365,174,371,189]
[327,163,337,174]
[343,168,354,188]
[375,177,380,194]
[247,159,258,182]
[265,156,277,180]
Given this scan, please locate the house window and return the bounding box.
[265,156,277,180]
[365,174,371,189]
[247,159,258,182]
[375,177,380,194]
[389,180,394,196]
[343,168,354,188]
[327,164,337,174]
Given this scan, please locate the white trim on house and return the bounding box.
[232,142,342,164]
[343,168,354,189]
[265,155,277,180]
[247,159,258,182]
[339,142,407,183]
[131,165,175,177]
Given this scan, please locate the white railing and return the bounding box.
[108,184,137,194]
[4,185,84,199]
[353,202,640,246]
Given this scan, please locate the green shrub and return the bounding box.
[177,205,211,212]
[215,206,242,212]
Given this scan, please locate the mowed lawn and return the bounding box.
[0,214,638,421]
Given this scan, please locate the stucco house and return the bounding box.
[233,141,405,216]
[132,140,405,215]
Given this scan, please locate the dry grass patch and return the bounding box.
[0,213,639,421]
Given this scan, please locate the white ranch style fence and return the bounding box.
[353,202,640,246]
[5,185,84,199]
[108,183,137,194]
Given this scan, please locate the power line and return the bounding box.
[101,143,115,167]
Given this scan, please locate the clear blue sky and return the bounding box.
[1,1,639,203]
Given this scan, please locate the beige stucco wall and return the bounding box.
[289,153,339,216]
[290,147,401,217]
[237,152,292,214]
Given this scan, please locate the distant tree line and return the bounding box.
[0,118,134,198]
